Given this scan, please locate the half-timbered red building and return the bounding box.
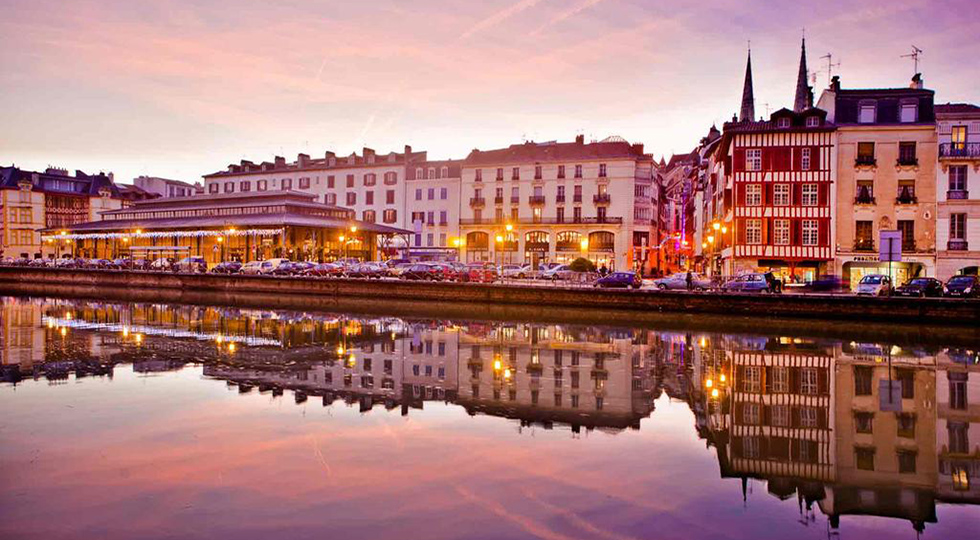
[717,108,837,282]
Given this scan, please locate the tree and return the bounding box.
[568,257,596,273]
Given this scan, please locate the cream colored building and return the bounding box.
[405,160,462,259]
[817,77,938,287]
[935,103,980,280]
[458,136,657,271]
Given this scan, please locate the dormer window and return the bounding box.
[805,116,820,127]
[858,102,876,124]
[777,117,791,129]
[900,101,918,123]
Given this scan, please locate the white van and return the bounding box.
[259,258,291,275]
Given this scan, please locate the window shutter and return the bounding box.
[793,184,803,206]
[765,218,773,244]
[818,183,829,206]
[764,184,773,205]
[819,218,829,246]
[791,220,801,245]
[763,149,773,171]
[732,149,744,172]
[736,220,746,244]
[793,148,802,170]
[736,184,745,206]
[811,146,820,171]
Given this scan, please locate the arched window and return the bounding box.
[556,231,582,251]
[497,231,518,251]
[525,231,549,252]
[588,231,615,252]
[466,232,489,250]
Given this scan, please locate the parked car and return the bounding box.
[944,275,980,298]
[347,262,387,278]
[210,261,243,274]
[401,264,441,281]
[538,264,570,281]
[500,264,524,279]
[85,258,117,270]
[804,274,846,293]
[28,258,51,267]
[175,256,208,273]
[303,262,344,277]
[855,274,892,296]
[894,277,944,298]
[259,258,291,275]
[148,258,174,271]
[460,263,497,283]
[427,263,459,281]
[595,271,642,289]
[270,261,312,276]
[722,272,782,293]
[651,272,712,291]
[240,261,264,275]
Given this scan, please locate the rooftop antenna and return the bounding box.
[820,53,840,86]
[901,45,923,75]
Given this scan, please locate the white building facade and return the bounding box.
[405,160,462,260]
[458,136,657,272]
[935,103,980,280]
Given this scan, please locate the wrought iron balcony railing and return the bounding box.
[940,142,980,159]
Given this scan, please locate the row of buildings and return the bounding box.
[2,297,977,532]
[3,39,976,282]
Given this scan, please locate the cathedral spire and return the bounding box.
[739,47,755,122]
[793,36,811,112]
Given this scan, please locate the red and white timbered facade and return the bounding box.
[721,109,836,277]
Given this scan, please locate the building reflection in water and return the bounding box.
[1,296,978,534]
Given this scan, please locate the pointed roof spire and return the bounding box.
[794,35,810,112]
[739,46,755,122]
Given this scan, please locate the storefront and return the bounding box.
[840,255,932,290]
[40,191,408,265]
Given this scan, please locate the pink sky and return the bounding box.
[1,0,978,184]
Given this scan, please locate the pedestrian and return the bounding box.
[599,264,608,276]
[686,271,693,291]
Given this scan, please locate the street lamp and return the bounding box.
[707,235,715,244]
[505,223,513,232]
[712,222,721,231]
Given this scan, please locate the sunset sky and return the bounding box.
[2,0,978,185]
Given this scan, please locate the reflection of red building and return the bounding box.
[717,108,836,282]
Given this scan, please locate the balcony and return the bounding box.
[469,197,486,207]
[573,195,583,203]
[494,196,504,205]
[459,216,624,226]
[854,195,876,205]
[510,196,520,204]
[555,195,566,204]
[895,194,918,205]
[896,157,918,167]
[854,239,875,252]
[947,190,970,200]
[528,196,546,206]
[855,156,877,167]
[948,239,969,251]
[940,142,980,159]
[593,193,611,204]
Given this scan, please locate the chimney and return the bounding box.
[297,153,310,167]
[274,156,286,167]
[575,134,585,145]
[363,147,375,164]
[404,145,413,158]
[324,151,336,167]
[830,75,841,92]
[910,73,923,90]
[632,143,644,155]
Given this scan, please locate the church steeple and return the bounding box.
[793,37,811,112]
[739,48,755,122]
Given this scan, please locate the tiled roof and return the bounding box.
[935,103,980,115]
[464,140,648,167]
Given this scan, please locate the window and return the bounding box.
[363,210,376,223]
[777,117,790,128]
[415,167,423,179]
[805,116,820,127]
[534,165,542,179]
[427,167,436,179]
[949,165,967,192]
[858,103,876,123]
[496,168,504,181]
[223,182,234,193]
[801,148,812,170]
[575,164,583,178]
[556,207,564,222]
[238,181,250,192]
[745,148,762,171]
[511,167,520,180]
[800,407,818,428]
[346,192,356,206]
[857,142,875,165]
[364,173,376,186]
[257,180,268,191]
[440,187,447,200]
[855,366,872,395]
[281,178,292,190]
[771,405,790,427]
[741,366,761,392]
[900,102,918,123]
[439,233,446,246]
[209,183,219,194]
[802,220,819,246]
[897,369,914,399]
[898,220,915,251]
[898,450,917,474]
[855,221,874,250]
[745,219,762,244]
[856,180,875,204]
[426,233,434,247]
[384,171,397,185]
[773,184,790,206]
[426,211,434,225]
[414,188,422,201]
[441,166,449,178]
[774,219,791,245]
[745,184,762,206]
[386,190,395,205]
[949,372,968,410]
[949,421,969,454]
[951,125,968,151]
[558,165,566,179]
[327,176,335,188]
[742,403,760,425]
[898,142,917,165]
[772,367,789,393]
[802,184,818,206]
[573,207,582,222]
[365,191,374,205]
[299,177,311,189]
[742,437,760,459]
[855,412,874,434]
[856,447,875,470]
[427,188,435,200]
[326,193,337,205]
[897,413,916,438]
[950,214,967,241]
[573,184,582,202]
[800,368,818,394]
[599,163,607,177]
[475,169,482,182]
[383,209,397,223]
[346,175,354,188]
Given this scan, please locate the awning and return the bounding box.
[42,228,285,242]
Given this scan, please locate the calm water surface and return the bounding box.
[1,296,978,540]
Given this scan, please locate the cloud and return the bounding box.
[530,0,609,36]
[459,0,550,39]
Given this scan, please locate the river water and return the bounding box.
[0,295,977,540]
